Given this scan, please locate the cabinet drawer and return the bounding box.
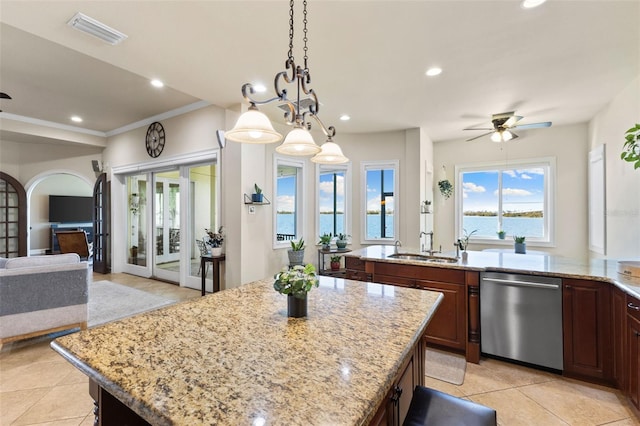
[345,256,366,271]
[345,270,371,282]
[374,273,415,288]
[628,294,640,322]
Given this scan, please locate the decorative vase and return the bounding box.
[288,249,305,266]
[498,232,506,240]
[461,251,468,262]
[287,294,307,317]
[251,193,263,203]
[211,247,222,256]
[336,240,347,249]
[322,243,331,251]
[514,243,526,254]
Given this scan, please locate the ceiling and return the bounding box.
[0,1,638,145]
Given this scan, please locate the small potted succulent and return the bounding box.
[274,263,319,317]
[514,236,526,254]
[497,230,506,240]
[318,233,332,251]
[205,226,224,256]
[288,238,305,266]
[252,183,264,203]
[456,228,477,261]
[421,200,432,214]
[336,233,349,250]
[330,255,342,271]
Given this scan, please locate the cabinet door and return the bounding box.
[629,314,640,410]
[374,274,414,288]
[416,280,466,351]
[562,279,613,383]
[612,288,626,391]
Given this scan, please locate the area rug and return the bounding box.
[88,280,177,327]
[425,348,467,385]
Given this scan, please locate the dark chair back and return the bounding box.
[56,230,91,260]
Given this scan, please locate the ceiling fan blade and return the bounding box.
[509,132,519,141]
[503,115,523,128]
[463,127,493,131]
[466,131,494,141]
[511,121,552,130]
[0,92,12,99]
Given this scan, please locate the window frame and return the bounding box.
[361,160,400,244]
[454,157,556,246]
[315,162,352,244]
[273,155,306,249]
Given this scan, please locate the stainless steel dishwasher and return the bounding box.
[480,272,563,371]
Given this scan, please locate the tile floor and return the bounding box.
[1,272,638,425]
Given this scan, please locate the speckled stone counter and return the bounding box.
[348,245,640,299]
[51,276,442,426]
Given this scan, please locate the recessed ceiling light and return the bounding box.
[522,0,547,8]
[150,79,164,88]
[425,67,442,77]
[253,83,267,93]
[340,114,351,121]
[71,116,83,123]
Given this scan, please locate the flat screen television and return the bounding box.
[49,195,93,223]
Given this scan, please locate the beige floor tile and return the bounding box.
[0,360,76,392]
[0,388,49,425]
[454,359,516,396]
[605,418,640,426]
[12,383,93,426]
[57,368,89,386]
[23,417,88,426]
[79,413,96,426]
[480,357,558,386]
[423,375,466,397]
[519,380,633,425]
[0,340,60,369]
[469,388,568,426]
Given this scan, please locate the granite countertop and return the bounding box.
[51,277,442,426]
[347,245,640,299]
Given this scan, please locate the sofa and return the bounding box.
[0,253,90,347]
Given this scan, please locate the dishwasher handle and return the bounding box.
[482,277,560,290]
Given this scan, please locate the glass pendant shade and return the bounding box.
[311,141,349,164]
[491,130,513,143]
[225,108,283,144]
[275,127,321,156]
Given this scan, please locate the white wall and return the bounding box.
[433,123,589,258]
[588,75,640,259]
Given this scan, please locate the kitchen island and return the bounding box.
[51,276,442,426]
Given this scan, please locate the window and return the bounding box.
[316,164,350,238]
[274,157,304,247]
[456,158,554,243]
[362,161,399,242]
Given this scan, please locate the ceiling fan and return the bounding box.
[464,111,552,142]
[0,92,11,112]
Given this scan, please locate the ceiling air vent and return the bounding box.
[67,12,128,45]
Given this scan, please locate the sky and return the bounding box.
[462,168,545,212]
[366,169,395,212]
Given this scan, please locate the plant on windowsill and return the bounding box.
[252,183,264,203]
[421,200,432,214]
[497,230,506,240]
[438,179,453,199]
[514,236,526,254]
[621,123,640,170]
[318,233,332,251]
[274,263,319,318]
[288,238,305,266]
[336,233,350,249]
[329,255,342,271]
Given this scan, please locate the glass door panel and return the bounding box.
[154,171,180,282]
[126,174,147,267]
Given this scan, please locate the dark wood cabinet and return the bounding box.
[562,278,613,384]
[345,256,372,282]
[612,287,627,391]
[627,294,640,411]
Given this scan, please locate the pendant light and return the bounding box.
[226,0,348,164]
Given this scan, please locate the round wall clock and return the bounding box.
[145,121,165,158]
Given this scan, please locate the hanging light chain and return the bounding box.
[288,0,295,61]
[303,0,309,71]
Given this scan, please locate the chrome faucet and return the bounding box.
[421,231,440,255]
[419,231,427,252]
[394,240,402,253]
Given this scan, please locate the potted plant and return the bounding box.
[514,236,526,254]
[252,183,264,203]
[421,200,432,214]
[205,226,224,256]
[456,229,477,261]
[330,255,342,271]
[274,263,319,317]
[336,233,349,249]
[621,123,640,170]
[497,230,506,240]
[288,238,305,266]
[318,233,332,251]
[438,179,453,199]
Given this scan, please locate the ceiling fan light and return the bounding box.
[276,127,321,156]
[226,107,282,144]
[491,132,503,142]
[311,140,349,164]
[502,130,514,141]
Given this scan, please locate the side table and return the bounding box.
[317,248,351,277]
[201,254,226,296]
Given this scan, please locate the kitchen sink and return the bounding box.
[387,253,459,263]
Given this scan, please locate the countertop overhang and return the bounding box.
[51,276,443,426]
[348,245,640,299]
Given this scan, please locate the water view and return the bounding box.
[462,216,543,238]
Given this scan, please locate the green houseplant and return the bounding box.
[274,263,319,317]
[497,230,506,240]
[514,236,526,254]
[329,255,342,271]
[438,179,453,199]
[252,183,264,203]
[621,123,640,170]
[336,233,349,249]
[318,233,332,251]
[288,238,305,266]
